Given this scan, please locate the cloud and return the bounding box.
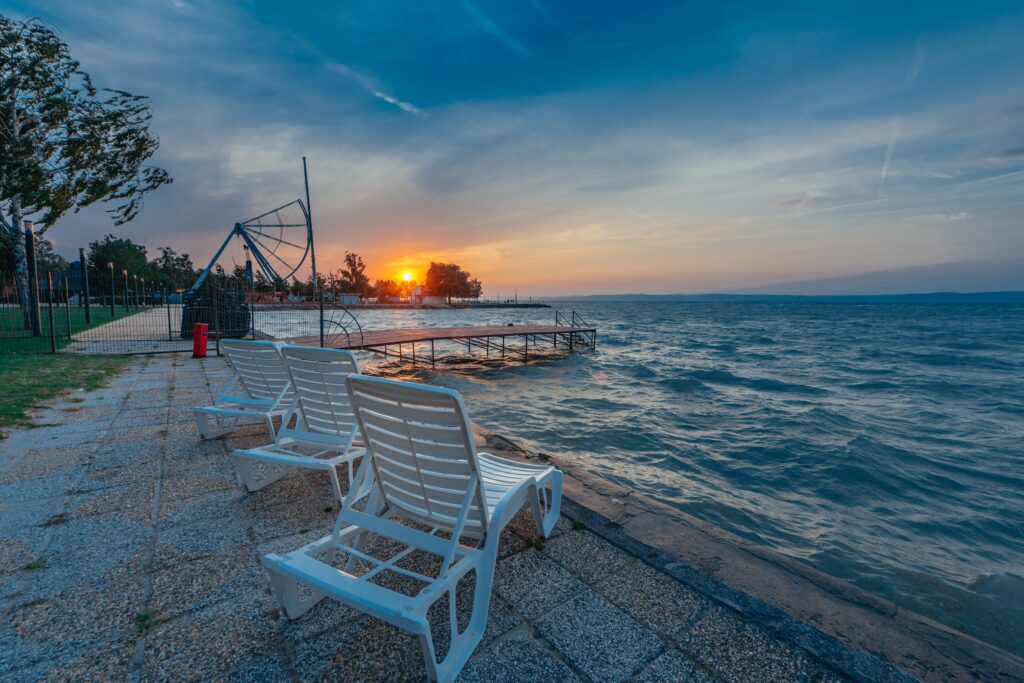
[325,62,426,118]
[879,116,902,191]
[460,0,532,56]
[983,145,1024,161]
[774,195,826,210]
[913,212,972,223]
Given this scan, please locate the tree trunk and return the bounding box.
[6,202,33,330]
[7,97,33,330]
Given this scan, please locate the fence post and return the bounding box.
[213,289,221,356]
[166,289,173,341]
[46,272,57,353]
[122,269,130,313]
[319,291,325,347]
[24,224,41,337]
[108,262,115,318]
[64,276,72,339]
[79,248,92,324]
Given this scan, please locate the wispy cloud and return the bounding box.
[774,194,826,210]
[983,145,1024,161]
[326,62,426,117]
[461,0,532,56]
[879,115,902,191]
[903,38,926,90]
[913,211,972,223]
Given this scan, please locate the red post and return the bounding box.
[192,323,209,358]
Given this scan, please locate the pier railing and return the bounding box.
[555,310,598,350]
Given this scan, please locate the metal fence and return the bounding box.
[2,254,363,356]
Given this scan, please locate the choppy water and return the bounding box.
[268,302,1024,654]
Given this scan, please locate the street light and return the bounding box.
[122,269,130,313]
[108,262,115,317]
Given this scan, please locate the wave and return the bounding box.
[846,380,900,391]
[687,368,826,395]
[658,377,710,394]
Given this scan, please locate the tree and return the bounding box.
[424,262,483,303]
[373,278,401,299]
[34,236,67,273]
[150,246,196,290]
[253,270,272,293]
[88,234,148,276]
[1,16,171,328]
[338,252,370,295]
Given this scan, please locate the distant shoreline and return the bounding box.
[539,291,1024,304]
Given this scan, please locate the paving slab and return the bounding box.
[534,588,664,683]
[457,629,582,682]
[493,547,586,620]
[633,649,718,683]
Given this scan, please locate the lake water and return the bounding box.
[268,302,1024,654]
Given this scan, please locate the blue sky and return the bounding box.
[7,0,1024,294]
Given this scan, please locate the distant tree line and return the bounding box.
[4,233,487,304]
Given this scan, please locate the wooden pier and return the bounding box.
[289,321,596,367]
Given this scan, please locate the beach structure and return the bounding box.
[232,346,364,504]
[292,311,597,367]
[411,285,446,306]
[263,375,563,683]
[192,340,294,440]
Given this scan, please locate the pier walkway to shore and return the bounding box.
[290,322,597,366]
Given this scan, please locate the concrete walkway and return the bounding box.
[0,355,1005,682]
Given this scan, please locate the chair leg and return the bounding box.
[264,559,326,619]
[529,471,563,537]
[234,457,290,492]
[419,562,496,683]
[194,411,234,440]
[328,467,344,507]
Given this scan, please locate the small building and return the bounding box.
[411,286,446,306]
[339,292,361,306]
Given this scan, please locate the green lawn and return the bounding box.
[0,304,147,353]
[0,353,130,438]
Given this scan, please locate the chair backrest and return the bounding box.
[281,346,360,439]
[346,375,489,537]
[221,340,293,403]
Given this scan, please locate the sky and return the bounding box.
[6,0,1024,295]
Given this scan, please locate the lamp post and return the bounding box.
[122,269,130,313]
[108,262,116,317]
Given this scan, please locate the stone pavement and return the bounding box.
[1,354,903,682]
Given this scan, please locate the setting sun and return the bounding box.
[402,272,412,282]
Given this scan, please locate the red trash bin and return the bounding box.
[192,323,209,358]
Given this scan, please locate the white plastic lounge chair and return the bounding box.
[232,346,364,503]
[193,340,294,441]
[262,375,562,683]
